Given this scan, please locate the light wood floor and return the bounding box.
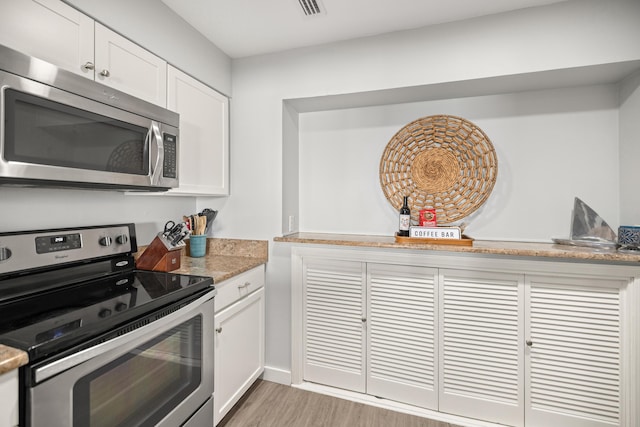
[219,380,462,427]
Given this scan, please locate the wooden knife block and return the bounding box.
[136,235,183,272]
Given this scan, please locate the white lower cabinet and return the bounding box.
[439,269,525,426]
[301,259,438,409]
[525,274,627,427]
[367,263,438,409]
[303,259,366,392]
[214,266,265,426]
[293,247,639,427]
[0,370,19,427]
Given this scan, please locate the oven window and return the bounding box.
[72,316,202,427]
[4,88,149,175]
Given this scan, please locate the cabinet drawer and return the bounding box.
[215,266,264,313]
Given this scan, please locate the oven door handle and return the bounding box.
[33,289,215,384]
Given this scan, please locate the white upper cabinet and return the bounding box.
[0,1,168,107]
[94,23,167,107]
[166,66,229,196]
[0,0,94,78]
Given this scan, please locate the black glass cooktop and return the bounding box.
[0,269,213,362]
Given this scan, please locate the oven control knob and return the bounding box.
[0,247,12,262]
[98,308,112,318]
[99,236,113,247]
[116,234,129,245]
[115,302,128,312]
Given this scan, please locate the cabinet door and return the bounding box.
[367,263,438,409]
[166,66,229,196]
[439,269,525,427]
[0,370,19,427]
[214,287,265,425]
[94,23,167,107]
[525,275,625,427]
[0,0,94,78]
[302,259,366,392]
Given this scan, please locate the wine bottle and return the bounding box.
[398,196,411,237]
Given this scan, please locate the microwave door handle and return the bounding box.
[149,121,164,185]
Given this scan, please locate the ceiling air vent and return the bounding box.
[298,0,324,16]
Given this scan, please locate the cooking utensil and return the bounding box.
[199,209,218,233]
[163,220,189,247]
[171,230,190,246]
[163,220,178,237]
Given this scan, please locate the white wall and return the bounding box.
[230,0,640,376]
[619,70,640,225]
[0,188,193,244]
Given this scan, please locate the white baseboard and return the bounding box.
[261,366,291,385]
[292,382,503,427]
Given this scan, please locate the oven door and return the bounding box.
[26,290,214,427]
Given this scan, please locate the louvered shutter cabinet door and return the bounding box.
[302,259,366,392]
[367,263,438,409]
[439,269,525,427]
[525,275,625,427]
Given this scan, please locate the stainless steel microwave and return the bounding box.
[0,44,179,191]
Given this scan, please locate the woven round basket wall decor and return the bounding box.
[379,115,498,225]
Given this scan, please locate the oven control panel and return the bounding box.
[0,224,137,275]
[35,233,82,254]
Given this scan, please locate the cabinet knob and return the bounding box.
[361,317,366,323]
[526,340,533,347]
[82,61,95,71]
[216,327,222,333]
[100,69,110,77]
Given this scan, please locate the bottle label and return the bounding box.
[399,214,410,231]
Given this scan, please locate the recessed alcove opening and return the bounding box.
[282,63,640,242]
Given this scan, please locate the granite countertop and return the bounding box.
[0,238,269,375]
[274,232,640,263]
[0,345,28,375]
[172,238,269,281]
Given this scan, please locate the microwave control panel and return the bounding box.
[163,134,177,179]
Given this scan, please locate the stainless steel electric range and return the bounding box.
[0,223,215,427]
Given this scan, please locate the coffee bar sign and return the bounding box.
[410,226,461,239]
